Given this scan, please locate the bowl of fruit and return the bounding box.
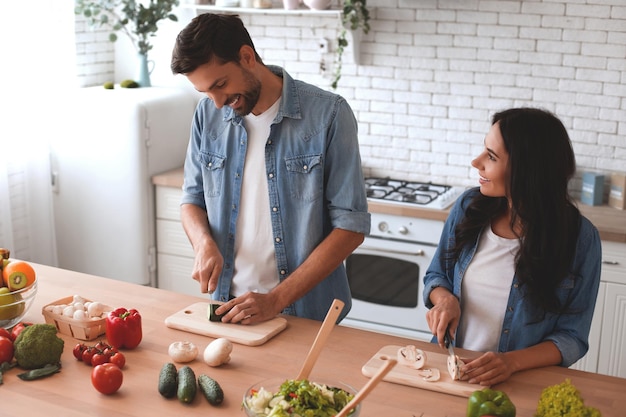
[242,377,360,417]
[0,259,38,329]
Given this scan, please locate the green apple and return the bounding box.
[0,287,24,321]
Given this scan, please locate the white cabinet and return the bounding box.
[155,186,198,296]
[571,240,626,378]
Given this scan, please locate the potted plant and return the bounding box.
[75,0,180,87]
[331,0,370,89]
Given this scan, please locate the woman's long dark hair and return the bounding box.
[449,108,581,313]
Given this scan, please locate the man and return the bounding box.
[171,13,370,324]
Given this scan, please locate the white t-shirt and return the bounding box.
[457,225,519,352]
[231,98,281,296]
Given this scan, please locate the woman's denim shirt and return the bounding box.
[423,188,602,367]
[181,66,370,322]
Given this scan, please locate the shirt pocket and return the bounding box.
[285,154,323,201]
[199,151,226,197]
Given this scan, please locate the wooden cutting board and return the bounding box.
[164,302,288,346]
[362,345,486,397]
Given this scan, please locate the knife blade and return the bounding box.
[444,325,454,357]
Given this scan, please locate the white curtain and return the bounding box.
[0,1,77,264]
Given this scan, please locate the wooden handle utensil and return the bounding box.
[334,357,397,417]
[296,298,345,380]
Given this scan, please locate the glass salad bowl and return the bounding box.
[242,377,360,417]
[0,280,37,329]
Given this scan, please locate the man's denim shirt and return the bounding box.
[423,188,602,367]
[181,66,370,322]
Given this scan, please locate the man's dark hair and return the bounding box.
[171,13,263,74]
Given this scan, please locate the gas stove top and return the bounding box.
[365,177,463,210]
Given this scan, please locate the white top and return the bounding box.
[457,225,519,352]
[231,99,281,296]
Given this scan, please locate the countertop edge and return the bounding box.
[152,168,626,243]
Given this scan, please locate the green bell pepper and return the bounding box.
[467,388,516,417]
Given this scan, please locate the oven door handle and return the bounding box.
[366,247,426,257]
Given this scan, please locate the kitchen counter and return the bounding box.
[152,168,626,242]
[3,263,626,416]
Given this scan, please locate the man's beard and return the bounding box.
[231,67,262,117]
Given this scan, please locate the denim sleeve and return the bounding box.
[422,189,475,308]
[323,97,370,235]
[546,217,602,367]
[181,101,208,210]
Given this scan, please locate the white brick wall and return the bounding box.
[75,0,626,200]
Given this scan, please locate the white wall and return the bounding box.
[76,0,626,200]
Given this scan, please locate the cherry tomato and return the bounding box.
[94,341,109,351]
[91,363,123,395]
[0,335,14,364]
[109,351,126,369]
[73,343,87,361]
[91,352,109,367]
[0,328,11,340]
[11,322,32,341]
[82,347,96,366]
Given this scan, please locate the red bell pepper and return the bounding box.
[105,307,142,349]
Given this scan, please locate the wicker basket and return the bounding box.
[42,296,111,341]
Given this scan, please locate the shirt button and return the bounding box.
[508,306,514,312]
[303,165,308,171]
[503,329,509,334]
[269,173,274,179]
[513,283,519,288]
[280,270,286,275]
[208,162,213,167]
[235,173,240,178]
[272,207,278,212]
[275,237,281,243]
[232,204,236,210]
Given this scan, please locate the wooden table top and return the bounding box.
[3,263,625,416]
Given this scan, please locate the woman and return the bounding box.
[423,107,601,385]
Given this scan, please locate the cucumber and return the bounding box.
[198,374,224,405]
[158,362,178,398]
[177,365,197,404]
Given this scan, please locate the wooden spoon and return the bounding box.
[296,298,345,380]
[334,358,397,417]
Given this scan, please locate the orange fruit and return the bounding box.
[2,261,36,291]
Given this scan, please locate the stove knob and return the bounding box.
[398,226,408,235]
[378,222,389,232]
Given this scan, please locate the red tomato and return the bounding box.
[91,363,123,395]
[11,322,32,341]
[0,328,11,340]
[73,343,87,361]
[109,351,126,369]
[91,352,109,367]
[0,335,14,364]
[82,347,96,366]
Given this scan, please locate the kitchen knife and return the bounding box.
[444,325,454,358]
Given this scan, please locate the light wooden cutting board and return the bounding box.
[362,344,486,397]
[164,302,288,346]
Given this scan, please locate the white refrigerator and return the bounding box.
[50,86,199,286]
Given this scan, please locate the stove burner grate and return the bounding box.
[365,177,452,205]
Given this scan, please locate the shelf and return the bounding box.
[181,4,342,17]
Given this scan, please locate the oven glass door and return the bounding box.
[343,238,434,339]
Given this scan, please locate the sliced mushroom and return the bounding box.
[447,354,465,380]
[397,345,427,370]
[418,368,441,382]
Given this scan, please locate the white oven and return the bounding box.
[340,178,463,341]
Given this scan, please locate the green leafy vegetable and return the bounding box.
[244,379,356,417]
[535,379,601,417]
[17,363,61,381]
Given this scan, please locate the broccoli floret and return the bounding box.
[535,379,601,417]
[13,324,64,370]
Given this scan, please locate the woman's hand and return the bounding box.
[460,352,515,386]
[425,287,461,349]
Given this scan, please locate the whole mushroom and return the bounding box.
[203,338,233,367]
